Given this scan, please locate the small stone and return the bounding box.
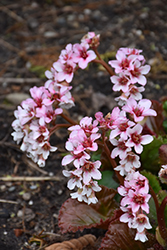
[83,9,92,15]
[22,192,31,201]
[8,186,16,192]
[57,189,63,195]
[28,200,33,205]
[0,185,6,191]
[17,210,23,218]
[44,31,58,38]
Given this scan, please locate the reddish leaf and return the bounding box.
[144,100,164,136]
[99,219,156,250]
[159,144,167,165]
[58,186,119,233]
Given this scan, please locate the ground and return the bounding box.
[0,0,167,249]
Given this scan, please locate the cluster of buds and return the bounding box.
[62,117,102,204]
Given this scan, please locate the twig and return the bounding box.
[0,176,63,182]
[0,199,18,204]
[0,77,42,84]
[0,6,24,22]
[0,38,20,52]
[23,157,48,175]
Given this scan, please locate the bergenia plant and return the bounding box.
[12,32,167,249]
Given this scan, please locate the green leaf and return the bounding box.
[98,170,119,190]
[141,136,167,174]
[141,170,161,194]
[58,186,119,233]
[99,219,156,250]
[147,197,158,232]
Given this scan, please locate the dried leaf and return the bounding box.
[45,234,96,250]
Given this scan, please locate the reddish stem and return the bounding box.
[157,196,167,244]
[102,139,124,185]
[149,184,159,214]
[49,123,71,136]
[60,113,77,125]
[93,47,115,76]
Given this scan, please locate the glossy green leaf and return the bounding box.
[141,170,161,194]
[98,170,119,190]
[141,136,167,174]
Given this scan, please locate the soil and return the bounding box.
[0,0,167,249]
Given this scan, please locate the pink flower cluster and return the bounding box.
[11,86,64,166]
[62,117,102,204]
[107,48,157,176]
[45,32,98,85]
[12,32,99,167]
[109,48,150,105]
[118,172,152,242]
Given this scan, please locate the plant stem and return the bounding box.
[102,140,124,185]
[93,47,115,76]
[60,113,77,125]
[157,196,167,245]
[49,123,71,136]
[149,184,159,213]
[93,59,115,76]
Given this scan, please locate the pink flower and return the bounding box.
[73,43,96,69]
[53,60,76,83]
[130,171,149,194]
[29,117,49,140]
[81,160,101,185]
[135,231,148,243]
[122,98,157,122]
[110,138,131,159]
[158,164,167,184]
[126,124,153,154]
[111,73,131,93]
[119,48,144,62]
[129,60,150,86]
[125,85,145,101]
[62,169,82,190]
[110,117,135,140]
[62,150,90,169]
[69,116,99,136]
[81,32,100,48]
[95,107,120,130]
[17,99,36,125]
[121,189,151,213]
[119,152,141,171]
[59,43,74,63]
[120,206,136,228]
[108,50,136,74]
[131,214,152,233]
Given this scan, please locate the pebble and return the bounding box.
[0,185,6,192]
[44,31,58,38]
[28,200,33,205]
[30,184,38,190]
[83,8,92,15]
[22,192,31,201]
[57,189,63,195]
[8,186,16,192]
